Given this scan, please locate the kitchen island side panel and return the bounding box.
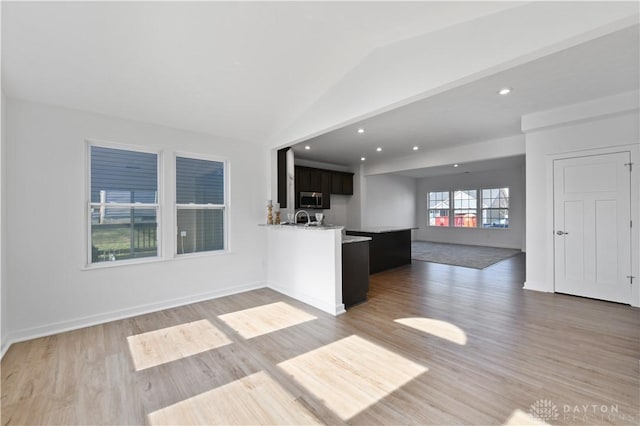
[341,240,370,307]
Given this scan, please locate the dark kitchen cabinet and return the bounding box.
[342,240,370,308]
[345,229,412,274]
[277,148,289,209]
[295,166,331,209]
[330,171,354,195]
[294,166,353,209]
[320,172,331,208]
[296,167,322,192]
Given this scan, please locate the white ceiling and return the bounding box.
[293,24,640,167]
[1,1,520,143]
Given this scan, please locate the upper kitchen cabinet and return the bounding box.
[296,166,323,192]
[295,166,331,209]
[330,171,354,195]
[294,166,353,209]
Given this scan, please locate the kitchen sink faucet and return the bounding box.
[294,210,312,225]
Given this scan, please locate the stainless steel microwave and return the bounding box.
[300,191,323,208]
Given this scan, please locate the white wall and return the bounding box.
[1,1,5,356]
[0,92,5,356]
[320,195,348,227]
[523,91,639,307]
[415,166,525,250]
[362,173,417,230]
[4,98,269,343]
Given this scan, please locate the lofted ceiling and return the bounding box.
[293,24,640,167]
[1,1,520,143]
[2,1,638,178]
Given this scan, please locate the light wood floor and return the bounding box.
[2,255,639,425]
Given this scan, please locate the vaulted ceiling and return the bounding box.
[3,1,638,172]
[1,2,519,142]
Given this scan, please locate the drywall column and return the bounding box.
[522,91,640,307]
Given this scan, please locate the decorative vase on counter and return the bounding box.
[274,203,280,224]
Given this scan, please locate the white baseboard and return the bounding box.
[268,281,345,316]
[1,281,266,358]
[523,280,553,292]
[1,340,10,359]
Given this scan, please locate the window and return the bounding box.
[176,156,227,255]
[89,145,159,264]
[453,189,477,228]
[428,187,509,229]
[428,191,450,226]
[481,188,509,228]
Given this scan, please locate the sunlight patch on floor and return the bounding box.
[127,319,232,371]
[218,301,317,339]
[504,409,549,425]
[278,335,427,420]
[395,317,467,345]
[147,370,321,425]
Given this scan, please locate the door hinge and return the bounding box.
[624,162,633,172]
[627,275,635,284]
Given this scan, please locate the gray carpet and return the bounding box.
[411,241,521,269]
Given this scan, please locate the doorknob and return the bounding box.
[556,230,569,236]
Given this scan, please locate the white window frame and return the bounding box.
[86,140,162,267]
[427,191,451,227]
[428,188,509,230]
[174,152,229,257]
[480,187,510,229]
[452,189,478,229]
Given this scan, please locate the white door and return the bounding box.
[554,152,631,303]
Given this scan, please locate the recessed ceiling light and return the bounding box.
[304,145,311,150]
[498,87,511,95]
[361,157,366,161]
[357,128,365,134]
[453,164,459,168]
[376,147,382,152]
[413,146,419,151]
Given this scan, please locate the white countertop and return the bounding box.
[346,227,416,233]
[342,235,372,244]
[259,223,344,231]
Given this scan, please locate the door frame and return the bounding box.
[547,143,639,306]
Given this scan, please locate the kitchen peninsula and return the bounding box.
[261,224,371,316]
